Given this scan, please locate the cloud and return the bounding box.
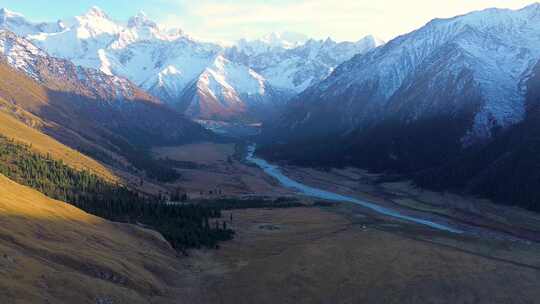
[158,0,537,43]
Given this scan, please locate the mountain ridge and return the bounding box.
[266,3,540,144]
[0,7,382,121]
[0,31,212,188]
[259,3,540,213]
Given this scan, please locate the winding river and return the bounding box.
[246,145,463,234]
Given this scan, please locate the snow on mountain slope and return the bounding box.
[28,7,125,74]
[235,32,309,56]
[277,3,540,143]
[180,55,290,121]
[5,7,225,110]
[108,38,221,102]
[0,29,212,164]
[0,30,157,103]
[0,8,63,36]
[227,35,384,93]
[0,7,381,121]
[266,36,383,92]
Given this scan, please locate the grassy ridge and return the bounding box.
[0,174,184,303]
[0,134,233,251]
[0,109,118,182]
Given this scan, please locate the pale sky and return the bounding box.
[0,0,537,42]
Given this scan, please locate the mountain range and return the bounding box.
[0,7,382,122]
[260,3,540,212]
[0,29,213,187]
[3,4,540,213]
[268,3,540,142]
[2,3,540,302]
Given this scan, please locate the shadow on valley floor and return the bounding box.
[179,205,540,304]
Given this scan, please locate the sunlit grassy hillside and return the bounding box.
[0,109,118,182]
[0,174,183,303]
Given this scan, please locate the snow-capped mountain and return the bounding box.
[178,54,291,121]
[0,8,63,36]
[0,30,156,103]
[0,7,381,121]
[0,29,211,157]
[227,35,384,93]
[271,4,540,145]
[410,59,540,212]
[26,7,190,75]
[235,32,309,56]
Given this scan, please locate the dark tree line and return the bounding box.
[414,112,540,212]
[259,114,540,213]
[0,135,233,251]
[200,197,303,210]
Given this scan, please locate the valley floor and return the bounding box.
[176,206,540,304]
[152,142,293,198]
[279,166,540,242]
[153,142,540,303]
[3,140,538,303]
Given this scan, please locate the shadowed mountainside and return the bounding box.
[0,42,215,186]
[413,61,540,212]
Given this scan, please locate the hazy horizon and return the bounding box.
[0,0,537,43]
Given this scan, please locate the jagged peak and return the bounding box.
[520,2,540,18]
[70,6,122,35]
[165,27,184,38]
[134,10,147,18]
[230,31,312,51]
[359,34,385,45]
[0,8,27,25]
[323,37,335,44]
[262,31,307,41]
[0,29,48,60]
[128,10,157,28]
[521,2,540,11]
[212,53,230,67]
[260,31,308,47]
[303,38,317,45]
[0,8,22,18]
[83,6,110,19]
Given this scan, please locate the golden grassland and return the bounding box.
[0,138,539,303]
[0,62,176,194]
[181,206,540,304]
[0,61,119,182]
[151,143,540,303]
[0,62,50,108]
[0,60,79,126]
[0,110,118,182]
[0,174,188,304]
